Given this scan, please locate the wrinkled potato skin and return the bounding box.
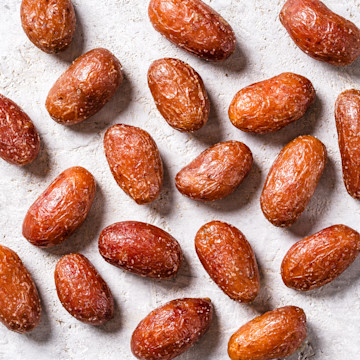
[21,0,76,54]
[261,135,326,227]
[148,58,210,132]
[148,0,236,61]
[280,0,360,66]
[228,73,316,134]
[46,48,123,125]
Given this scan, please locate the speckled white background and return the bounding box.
[0,0,360,359]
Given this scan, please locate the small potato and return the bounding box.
[280,0,360,66]
[55,253,114,325]
[335,89,360,198]
[131,298,213,360]
[99,221,183,279]
[104,124,163,204]
[228,306,307,360]
[281,225,360,291]
[261,135,326,227]
[46,48,123,125]
[23,166,96,248]
[148,58,210,132]
[176,141,253,201]
[148,0,236,61]
[195,221,259,303]
[21,0,76,54]
[228,73,315,134]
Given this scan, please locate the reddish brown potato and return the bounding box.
[228,306,307,360]
[104,124,163,204]
[228,73,316,134]
[0,94,40,165]
[55,253,114,325]
[46,48,123,125]
[148,0,236,61]
[281,225,360,291]
[0,245,41,333]
[280,0,360,66]
[99,221,183,279]
[176,141,253,201]
[335,89,360,198]
[21,0,76,54]
[131,298,213,360]
[23,166,96,248]
[195,221,259,303]
[261,135,326,227]
[148,58,210,132]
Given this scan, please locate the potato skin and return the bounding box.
[175,141,253,201]
[195,221,259,303]
[0,245,41,333]
[131,298,213,360]
[46,48,123,125]
[21,0,76,54]
[104,124,163,204]
[148,58,210,132]
[98,221,183,279]
[280,0,360,66]
[281,225,360,291]
[55,253,114,325]
[261,135,326,227]
[228,73,315,134]
[335,89,360,199]
[228,306,307,360]
[148,0,236,61]
[22,166,96,248]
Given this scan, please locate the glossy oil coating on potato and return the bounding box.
[176,141,253,201]
[281,225,360,291]
[280,0,360,66]
[261,135,326,227]
[148,58,210,132]
[55,253,114,325]
[228,306,307,360]
[46,48,123,125]
[0,245,41,333]
[195,221,259,303]
[148,0,236,61]
[0,94,40,165]
[22,166,96,247]
[131,298,213,360]
[228,73,315,134]
[335,89,360,198]
[104,124,163,204]
[99,221,183,279]
[21,0,76,54]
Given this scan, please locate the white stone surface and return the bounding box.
[0,0,360,359]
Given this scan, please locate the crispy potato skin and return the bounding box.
[228,73,315,134]
[335,89,360,198]
[104,124,163,204]
[261,135,326,227]
[148,0,236,61]
[195,221,259,302]
[280,0,360,66]
[46,48,123,125]
[21,0,76,54]
[228,306,307,360]
[0,245,41,333]
[22,166,96,248]
[98,221,183,279]
[148,58,210,132]
[55,253,114,325]
[175,141,253,201]
[281,225,360,291]
[131,298,213,360]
